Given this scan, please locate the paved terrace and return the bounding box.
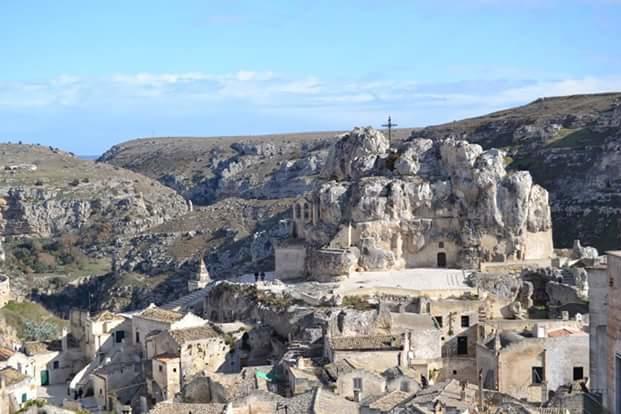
[334,268,475,299]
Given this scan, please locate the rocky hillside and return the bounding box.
[0,144,189,301]
[102,93,621,251]
[99,130,411,205]
[414,93,621,250]
[0,144,189,239]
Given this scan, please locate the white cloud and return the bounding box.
[1,71,620,126]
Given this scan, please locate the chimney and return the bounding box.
[296,357,305,369]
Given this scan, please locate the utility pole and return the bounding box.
[382,115,398,144]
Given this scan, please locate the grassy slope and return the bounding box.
[0,300,67,339]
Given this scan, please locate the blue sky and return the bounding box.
[1,1,621,154]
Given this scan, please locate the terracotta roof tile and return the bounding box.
[0,367,28,386]
[169,325,222,345]
[329,335,402,351]
[0,347,15,362]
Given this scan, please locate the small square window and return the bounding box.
[173,368,177,373]
[532,367,544,384]
[439,242,445,248]
[434,316,443,328]
[159,365,163,372]
[461,315,470,328]
[573,367,584,380]
[53,361,59,369]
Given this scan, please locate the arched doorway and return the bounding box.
[437,252,447,268]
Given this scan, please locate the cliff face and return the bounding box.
[0,144,188,240]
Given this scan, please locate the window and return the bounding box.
[115,330,125,344]
[461,315,470,328]
[21,393,28,403]
[532,367,544,384]
[573,367,584,380]
[457,336,468,355]
[173,368,177,373]
[294,204,301,219]
[452,370,457,375]
[303,203,310,220]
[439,242,445,248]
[353,377,363,391]
[99,388,103,395]
[434,316,443,328]
[53,361,59,369]
[135,331,140,344]
[159,365,163,372]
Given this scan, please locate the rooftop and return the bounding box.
[548,328,587,337]
[329,335,402,351]
[138,307,184,323]
[169,325,221,344]
[368,390,416,411]
[149,402,227,414]
[154,353,180,362]
[92,310,125,322]
[413,379,477,410]
[23,341,57,356]
[313,387,360,414]
[0,347,15,362]
[606,251,621,258]
[0,367,28,387]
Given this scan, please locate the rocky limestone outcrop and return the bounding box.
[0,186,187,238]
[299,127,553,275]
[321,127,389,181]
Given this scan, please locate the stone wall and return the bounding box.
[588,265,608,397]
[274,244,306,280]
[498,339,546,402]
[607,252,621,411]
[544,334,589,392]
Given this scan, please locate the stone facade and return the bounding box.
[587,263,608,401]
[477,326,589,404]
[607,251,621,411]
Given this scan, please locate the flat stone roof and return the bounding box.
[607,251,621,258]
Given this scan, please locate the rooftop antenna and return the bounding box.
[382,115,398,145]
